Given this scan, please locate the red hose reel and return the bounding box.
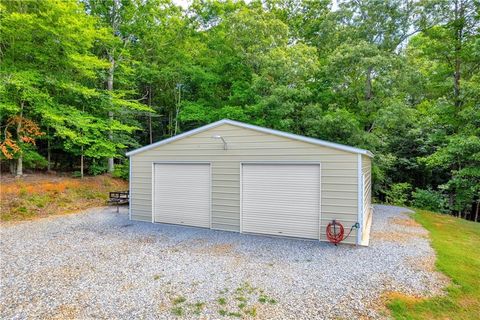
[326,220,360,245]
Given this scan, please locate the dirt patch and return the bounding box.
[384,291,424,306]
[391,217,422,228]
[48,304,79,319]
[373,215,429,243]
[137,235,157,244]
[372,231,422,243]
[407,255,437,272]
[196,243,234,256]
[406,256,450,291]
[193,243,248,266]
[372,291,424,319]
[458,296,479,308]
[42,266,83,284]
[122,283,135,292]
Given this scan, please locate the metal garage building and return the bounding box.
[126,119,373,245]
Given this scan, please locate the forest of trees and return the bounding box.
[1,0,479,221]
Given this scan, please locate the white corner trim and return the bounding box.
[357,154,363,245]
[318,162,322,242]
[151,162,155,223]
[125,119,374,158]
[239,162,243,234]
[209,163,212,229]
[128,159,132,220]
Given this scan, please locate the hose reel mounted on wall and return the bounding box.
[326,220,360,245]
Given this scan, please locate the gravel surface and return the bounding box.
[0,205,448,319]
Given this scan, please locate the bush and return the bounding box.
[112,161,129,180]
[411,188,448,213]
[23,149,48,170]
[386,182,412,206]
[88,159,108,176]
[72,171,82,178]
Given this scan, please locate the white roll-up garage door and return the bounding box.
[241,164,320,239]
[153,163,210,228]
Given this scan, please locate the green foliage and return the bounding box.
[112,161,129,180]
[411,189,448,213]
[385,183,412,206]
[22,149,48,170]
[88,159,108,176]
[303,106,365,146]
[1,0,146,174]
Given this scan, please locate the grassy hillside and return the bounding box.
[388,210,480,319]
[0,174,128,222]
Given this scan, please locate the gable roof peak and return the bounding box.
[126,118,373,157]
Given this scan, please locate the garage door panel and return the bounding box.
[242,164,320,239]
[154,163,210,228]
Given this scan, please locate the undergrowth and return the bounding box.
[1,174,128,221]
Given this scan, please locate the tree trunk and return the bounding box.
[107,110,114,173]
[453,0,463,108]
[9,160,15,175]
[107,56,115,173]
[174,84,181,135]
[168,110,173,137]
[365,66,373,101]
[16,102,24,177]
[475,200,479,222]
[80,146,84,179]
[174,108,180,135]
[47,126,51,172]
[16,157,22,177]
[453,55,461,108]
[148,86,153,144]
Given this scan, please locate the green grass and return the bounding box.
[172,296,186,305]
[244,306,257,317]
[193,302,205,315]
[169,297,204,317]
[227,311,242,317]
[170,306,184,316]
[217,297,227,305]
[215,283,278,317]
[218,309,228,316]
[388,210,480,320]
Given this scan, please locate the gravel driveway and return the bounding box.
[0,205,447,319]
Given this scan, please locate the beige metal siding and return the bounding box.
[242,164,320,239]
[153,163,210,228]
[130,123,359,243]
